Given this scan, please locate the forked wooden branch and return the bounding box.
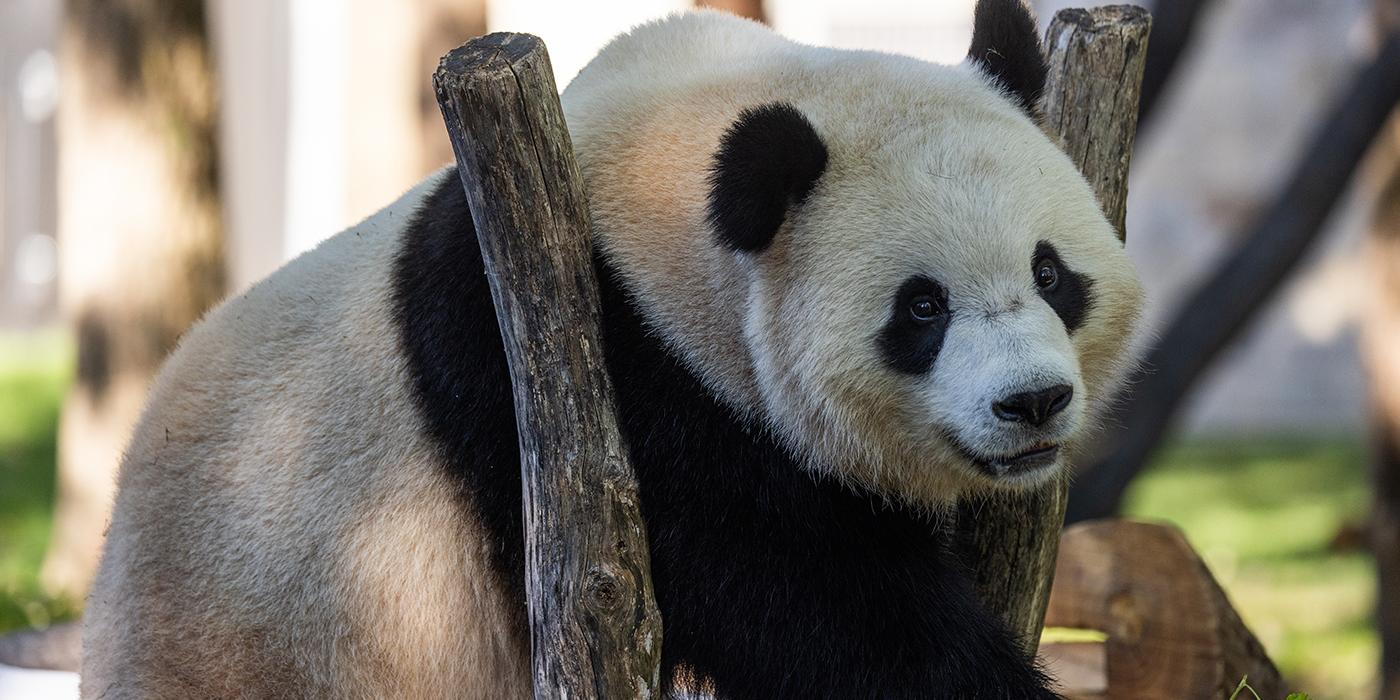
[433,33,663,699]
[958,5,1151,654]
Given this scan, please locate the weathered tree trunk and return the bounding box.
[958,5,1151,654]
[45,0,223,599]
[433,33,663,699]
[1067,28,1400,525]
[1363,127,1400,700]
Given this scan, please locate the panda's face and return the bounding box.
[573,1,1144,503]
[712,100,1142,502]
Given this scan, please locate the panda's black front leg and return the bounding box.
[642,475,1058,699]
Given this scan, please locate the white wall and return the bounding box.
[0,0,59,326]
[209,0,292,296]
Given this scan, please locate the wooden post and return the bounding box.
[958,5,1151,654]
[433,33,663,699]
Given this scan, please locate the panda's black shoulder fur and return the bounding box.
[391,173,1056,699]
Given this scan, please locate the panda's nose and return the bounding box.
[992,384,1073,426]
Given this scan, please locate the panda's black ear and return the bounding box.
[967,0,1048,116]
[707,102,828,253]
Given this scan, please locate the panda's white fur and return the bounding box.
[84,7,1142,698]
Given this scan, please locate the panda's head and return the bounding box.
[567,0,1144,505]
[699,0,1142,503]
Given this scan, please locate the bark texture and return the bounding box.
[45,0,223,599]
[433,33,663,700]
[958,4,1151,655]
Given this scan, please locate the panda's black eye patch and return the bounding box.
[881,277,950,375]
[1033,241,1093,333]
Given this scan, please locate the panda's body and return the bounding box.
[84,5,1142,699]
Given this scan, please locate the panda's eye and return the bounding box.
[1034,257,1059,290]
[908,295,943,323]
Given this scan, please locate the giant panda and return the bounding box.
[82,1,1144,698]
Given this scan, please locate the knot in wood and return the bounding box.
[1106,588,1144,642]
[585,567,625,615]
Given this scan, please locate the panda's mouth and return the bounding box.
[945,435,1061,478]
[980,444,1060,476]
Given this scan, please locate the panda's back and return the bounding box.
[82,171,531,699]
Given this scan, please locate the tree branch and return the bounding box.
[433,33,663,699]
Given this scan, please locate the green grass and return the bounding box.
[1123,437,1377,699]
[0,332,77,633]
[0,332,1381,695]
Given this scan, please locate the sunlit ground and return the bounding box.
[0,333,1380,695]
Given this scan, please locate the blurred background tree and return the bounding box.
[38,0,491,602]
[43,0,224,599]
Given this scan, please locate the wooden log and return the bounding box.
[433,33,663,699]
[1041,5,1152,241]
[1043,520,1285,699]
[1037,639,1108,699]
[958,4,1151,654]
